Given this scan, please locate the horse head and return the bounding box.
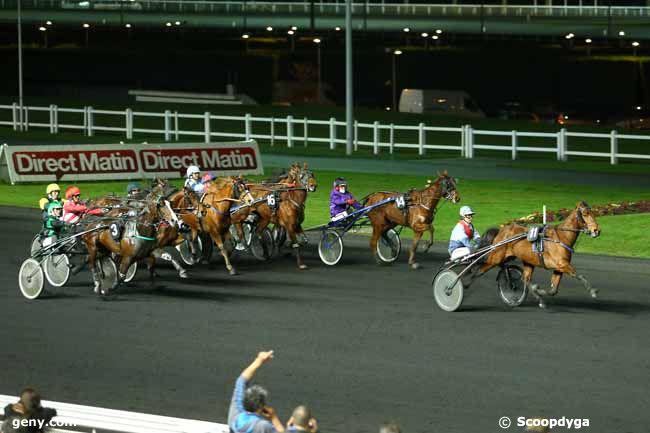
[576,201,600,238]
[297,162,317,192]
[234,175,254,205]
[430,170,460,203]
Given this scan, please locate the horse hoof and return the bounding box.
[299,264,308,270]
[229,269,238,276]
[538,300,547,309]
[93,282,100,294]
[590,289,599,299]
[179,271,188,279]
[410,262,420,270]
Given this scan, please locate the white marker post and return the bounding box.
[543,205,547,225]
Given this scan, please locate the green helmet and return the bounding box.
[48,201,63,216]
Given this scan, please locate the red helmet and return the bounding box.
[65,186,81,200]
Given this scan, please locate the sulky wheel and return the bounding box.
[19,258,45,300]
[376,228,401,264]
[30,234,43,257]
[250,228,275,261]
[318,229,344,266]
[43,254,71,287]
[496,264,528,307]
[97,256,118,296]
[176,236,203,266]
[432,268,464,312]
[123,261,138,283]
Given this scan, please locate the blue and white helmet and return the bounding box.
[186,165,200,178]
[459,206,475,217]
[333,177,348,188]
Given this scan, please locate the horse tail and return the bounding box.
[478,227,500,249]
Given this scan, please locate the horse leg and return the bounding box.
[408,230,424,270]
[286,226,307,270]
[577,274,597,298]
[522,263,546,308]
[214,232,238,275]
[557,261,597,299]
[86,243,101,294]
[423,225,434,253]
[145,255,156,282]
[154,248,188,279]
[370,224,385,265]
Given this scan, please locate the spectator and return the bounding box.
[2,388,57,433]
[286,406,318,433]
[228,351,285,433]
[379,421,401,433]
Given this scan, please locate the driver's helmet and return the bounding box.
[333,177,348,188]
[48,201,63,216]
[186,165,200,178]
[127,182,140,194]
[65,186,81,200]
[46,183,60,195]
[459,206,475,217]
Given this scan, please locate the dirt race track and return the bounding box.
[1,206,649,433]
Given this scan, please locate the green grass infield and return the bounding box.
[2,169,649,259]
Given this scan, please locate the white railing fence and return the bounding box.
[2,102,650,165]
[0,394,227,433]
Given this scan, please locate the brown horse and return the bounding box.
[364,171,460,269]
[236,163,317,269]
[199,176,252,275]
[82,189,176,295]
[478,201,601,308]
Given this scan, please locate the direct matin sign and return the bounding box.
[0,140,264,183]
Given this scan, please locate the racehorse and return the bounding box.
[364,170,460,269]
[82,188,177,295]
[238,163,317,269]
[199,176,252,275]
[477,201,601,308]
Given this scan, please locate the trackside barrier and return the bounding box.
[0,394,228,433]
[1,103,650,165]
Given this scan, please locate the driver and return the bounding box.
[62,186,105,224]
[38,183,63,221]
[329,177,362,220]
[184,165,205,195]
[42,201,65,244]
[448,206,481,260]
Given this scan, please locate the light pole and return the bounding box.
[242,33,250,53]
[83,23,90,48]
[392,50,402,112]
[632,41,640,57]
[17,0,24,130]
[314,38,322,103]
[288,30,295,52]
[345,0,353,155]
[39,26,47,48]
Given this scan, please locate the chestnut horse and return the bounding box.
[364,171,460,269]
[82,190,177,295]
[199,176,252,275]
[478,201,601,308]
[236,163,317,269]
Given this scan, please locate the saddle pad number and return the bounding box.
[109,223,121,240]
[267,195,276,207]
[395,196,406,209]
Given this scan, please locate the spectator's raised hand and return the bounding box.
[256,350,274,365]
